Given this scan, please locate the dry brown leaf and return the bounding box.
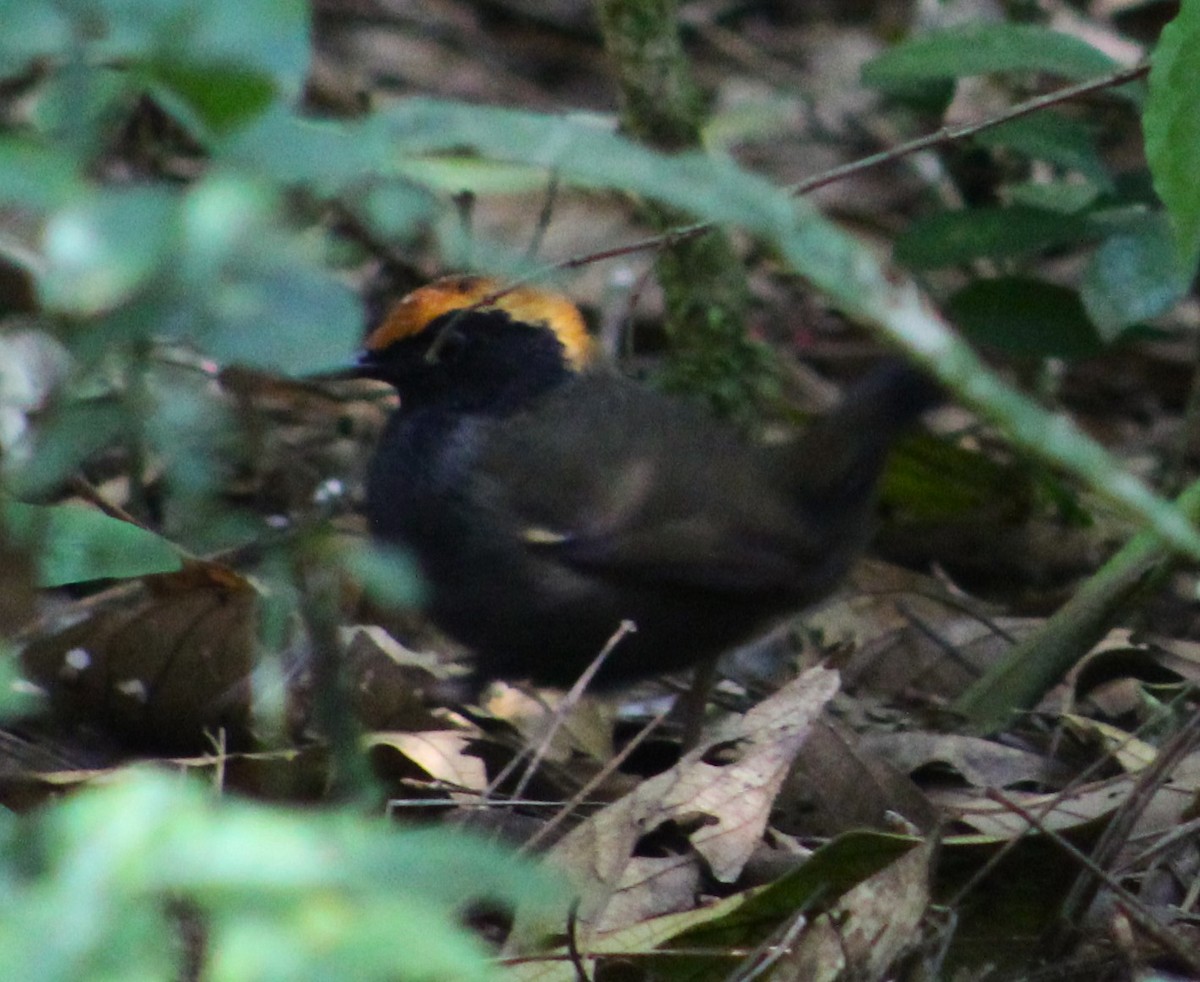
[777,719,939,837]
[933,777,1133,839]
[366,729,488,793]
[19,562,259,753]
[770,836,934,982]
[863,731,1074,789]
[546,666,840,936]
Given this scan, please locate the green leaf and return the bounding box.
[3,500,181,587]
[176,175,363,374]
[1144,0,1200,271]
[946,277,1104,358]
[863,22,1120,88]
[0,645,46,720]
[29,66,140,159]
[39,188,178,316]
[1082,212,1192,339]
[1007,179,1102,214]
[4,399,129,499]
[148,61,277,134]
[0,139,83,209]
[338,540,427,610]
[90,0,310,97]
[895,206,1090,269]
[975,112,1112,189]
[358,181,438,242]
[219,108,388,190]
[0,2,69,76]
[0,769,562,982]
[196,253,362,374]
[393,155,560,195]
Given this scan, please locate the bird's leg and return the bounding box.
[678,654,718,750]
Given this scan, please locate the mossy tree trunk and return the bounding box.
[595,0,774,419]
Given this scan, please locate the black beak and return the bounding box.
[305,350,382,383]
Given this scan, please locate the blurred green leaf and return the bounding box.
[190,246,361,374]
[219,108,387,189]
[85,0,310,97]
[946,277,1103,358]
[358,181,439,242]
[148,62,277,134]
[0,139,83,208]
[30,66,139,160]
[338,539,427,610]
[0,646,46,720]
[0,769,562,982]
[3,500,181,587]
[1145,0,1200,270]
[0,2,69,76]
[173,175,362,374]
[863,23,1120,88]
[1007,179,1102,214]
[5,399,129,499]
[975,112,1112,189]
[895,206,1090,269]
[393,155,560,195]
[39,188,178,316]
[1082,212,1192,339]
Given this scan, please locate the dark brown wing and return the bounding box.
[472,374,833,595]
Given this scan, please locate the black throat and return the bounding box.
[360,309,577,417]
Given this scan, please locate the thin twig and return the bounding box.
[521,701,671,854]
[483,620,635,803]
[986,787,1200,975]
[535,61,1150,277]
[787,61,1149,198]
[1055,705,1200,942]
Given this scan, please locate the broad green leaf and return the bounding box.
[1007,179,1102,214]
[179,173,279,276]
[30,67,139,158]
[379,101,795,234]
[219,108,388,189]
[946,277,1103,358]
[895,206,1090,269]
[39,188,178,316]
[196,254,362,374]
[1145,0,1200,270]
[0,769,561,982]
[863,23,1120,88]
[0,647,46,720]
[175,0,310,95]
[4,399,129,498]
[87,0,310,97]
[358,181,438,242]
[338,540,427,610]
[0,139,83,209]
[975,112,1112,189]
[393,156,561,195]
[1082,213,1192,338]
[148,61,277,134]
[175,175,363,374]
[0,2,69,75]
[3,500,181,586]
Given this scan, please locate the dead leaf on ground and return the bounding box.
[18,562,259,754]
[545,666,840,937]
[508,830,924,981]
[772,835,934,982]
[862,730,1075,790]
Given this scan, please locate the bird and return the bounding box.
[355,274,941,706]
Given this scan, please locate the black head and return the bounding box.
[355,276,597,415]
